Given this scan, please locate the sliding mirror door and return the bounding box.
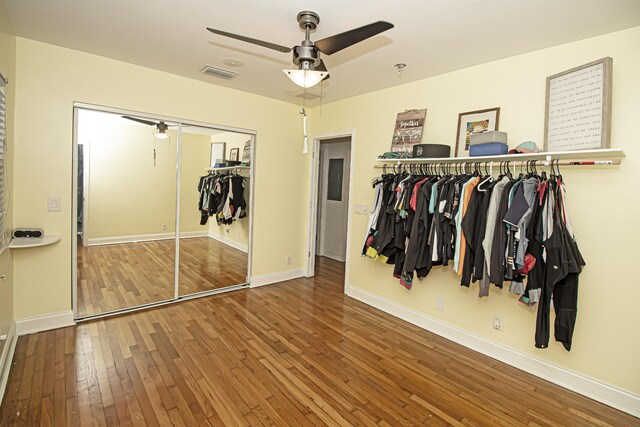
[75,108,178,317]
[178,126,252,295]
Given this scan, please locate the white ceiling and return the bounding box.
[5,0,640,105]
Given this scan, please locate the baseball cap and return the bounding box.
[509,141,541,154]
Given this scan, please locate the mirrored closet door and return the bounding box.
[178,127,252,296]
[75,109,178,317]
[73,105,254,320]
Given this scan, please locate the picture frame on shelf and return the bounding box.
[229,147,240,162]
[390,109,427,154]
[210,142,226,167]
[241,139,252,164]
[455,107,500,157]
[544,57,612,152]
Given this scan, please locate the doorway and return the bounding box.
[306,133,354,281]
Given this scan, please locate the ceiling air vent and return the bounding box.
[201,65,238,79]
[295,92,320,100]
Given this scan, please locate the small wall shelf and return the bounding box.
[9,236,61,249]
[375,148,625,165]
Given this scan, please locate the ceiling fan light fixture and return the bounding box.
[283,68,327,88]
[154,129,169,139]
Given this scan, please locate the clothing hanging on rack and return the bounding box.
[197,169,247,226]
[362,162,585,350]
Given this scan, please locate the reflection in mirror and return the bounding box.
[179,126,251,295]
[76,109,177,317]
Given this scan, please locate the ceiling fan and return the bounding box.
[207,11,394,88]
[121,115,171,139]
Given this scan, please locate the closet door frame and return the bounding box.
[71,102,256,321]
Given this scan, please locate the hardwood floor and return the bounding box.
[77,237,248,317]
[3,256,637,426]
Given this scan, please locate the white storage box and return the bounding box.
[469,131,508,145]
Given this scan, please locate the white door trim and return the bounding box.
[306,130,356,291]
[71,108,79,317]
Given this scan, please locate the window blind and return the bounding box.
[0,82,6,247]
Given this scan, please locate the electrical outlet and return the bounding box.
[354,204,362,214]
[361,205,369,215]
[225,228,230,234]
[161,223,168,230]
[436,296,445,311]
[493,314,504,331]
[286,256,292,265]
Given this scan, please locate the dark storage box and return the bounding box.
[412,144,451,158]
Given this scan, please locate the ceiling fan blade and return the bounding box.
[315,21,394,55]
[207,27,291,53]
[121,115,158,126]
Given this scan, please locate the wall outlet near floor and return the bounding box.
[436,296,445,311]
[225,228,230,234]
[285,255,292,265]
[161,223,168,230]
[493,314,504,331]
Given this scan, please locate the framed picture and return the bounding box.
[544,57,612,152]
[390,109,427,154]
[210,142,225,167]
[241,139,251,164]
[455,107,500,157]
[229,148,240,161]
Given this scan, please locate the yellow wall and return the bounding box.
[0,0,15,342]
[179,130,214,234]
[12,38,308,319]
[80,112,178,240]
[309,26,640,395]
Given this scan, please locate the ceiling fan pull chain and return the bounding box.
[300,108,308,154]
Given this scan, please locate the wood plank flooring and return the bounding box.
[3,256,638,426]
[77,237,248,317]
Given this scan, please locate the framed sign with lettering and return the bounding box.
[390,109,427,154]
[544,57,612,152]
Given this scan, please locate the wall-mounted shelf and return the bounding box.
[9,236,61,249]
[375,148,625,165]
[205,165,250,172]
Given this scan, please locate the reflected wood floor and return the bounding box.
[3,257,637,426]
[77,237,248,317]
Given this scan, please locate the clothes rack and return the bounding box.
[374,147,625,169]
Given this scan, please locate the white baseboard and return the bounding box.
[15,310,75,336]
[345,284,640,417]
[250,268,304,288]
[180,231,211,239]
[208,232,249,253]
[86,231,208,246]
[0,321,17,405]
[320,251,346,262]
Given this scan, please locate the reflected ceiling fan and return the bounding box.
[121,115,171,139]
[207,11,393,88]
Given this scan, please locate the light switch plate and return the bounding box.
[48,197,61,212]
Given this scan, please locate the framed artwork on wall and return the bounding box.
[544,57,612,152]
[455,107,500,157]
[229,148,240,161]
